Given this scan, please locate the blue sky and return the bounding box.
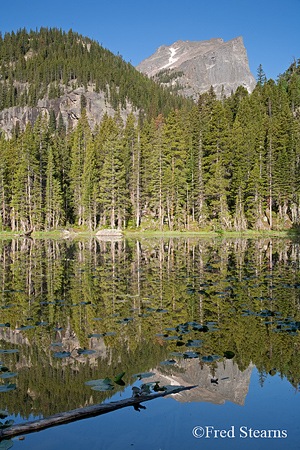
[1,0,299,81]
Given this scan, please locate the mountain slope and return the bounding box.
[0,28,193,136]
[136,37,256,99]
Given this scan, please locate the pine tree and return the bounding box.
[244,85,269,229]
[203,100,231,229]
[10,124,38,231]
[69,110,91,226]
[99,128,127,229]
[140,115,165,229]
[123,112,141,227]
[186,107,199,227]
[162,109,187,230]
[57,113,66,137]
[32,113,50,228]
[49,108,56,133]
[82,137,98,230]
[257,64,267,87]
[51,134,72,225]
[0,135,8,229]
[289,116,300,225]
[45,145,63,229]
[272,100,294,222]
[245,158,266,229]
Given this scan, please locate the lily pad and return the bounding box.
[0,350,18,354]
[186,339,203,348]
[132,372,155,379]
[17,325,35,330]
[53,351,71,358]
[163,336,182,341]
[162,385,185,393]
[0,373,18,379]
[77,348,95,355]
[85,377,112,386]
[139,384,151,394]
[160,359,176,365]
[0,411,8,420]
[192,325,208,332]
[0,383,16,392]
[85,377,114,391]
[0,420,14,429]
[142,382,160,389]
[0,439,13,450]
[183,351,199,359]
[114,372,125,386]
[152,381,166,392]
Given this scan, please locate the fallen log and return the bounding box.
[0,385,197,440]
[20,229,33,238]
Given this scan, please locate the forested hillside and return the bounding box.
[0,29,300,232]
[0,28,190,118]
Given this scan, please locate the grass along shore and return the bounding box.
[0,228,299,240]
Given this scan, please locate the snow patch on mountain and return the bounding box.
[158,47,179,71]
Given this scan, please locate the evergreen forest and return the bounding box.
[0,28,300,232]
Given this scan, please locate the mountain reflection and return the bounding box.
[0,236,299,420]
[149,359,255,406]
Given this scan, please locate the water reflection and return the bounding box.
[145,359,255,406]
[0,236,299,423]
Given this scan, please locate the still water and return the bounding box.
[0,236,299,449]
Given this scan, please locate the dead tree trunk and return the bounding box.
[0,385,197,441]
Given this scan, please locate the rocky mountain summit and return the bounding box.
[136,37,256,99]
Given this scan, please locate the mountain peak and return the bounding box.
[136,37,256,99]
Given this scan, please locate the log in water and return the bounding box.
[0,385,197,440]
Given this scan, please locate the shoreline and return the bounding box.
[0,229,299,240]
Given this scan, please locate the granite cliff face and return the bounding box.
[136,37,256,99]
[0,85,137,138]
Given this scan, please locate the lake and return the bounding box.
[0,236,299,449]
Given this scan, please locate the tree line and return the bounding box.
[0,30,300,232]
[1,74,300,231]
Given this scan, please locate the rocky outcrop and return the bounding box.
[136,37,256,100]
[0,85,137,138]
[96,228,123,241]
[96,229,123,236]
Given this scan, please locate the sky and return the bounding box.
[1,0,299,81]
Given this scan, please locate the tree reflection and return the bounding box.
[0,236,299,419]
